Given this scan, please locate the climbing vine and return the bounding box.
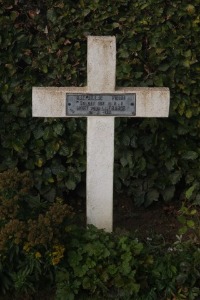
[0,0,199,205]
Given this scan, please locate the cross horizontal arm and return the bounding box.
[32,87,87,117]
[32,87,169,118]
[119,87,170,117]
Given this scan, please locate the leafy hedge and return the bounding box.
[0,0,200,205]
[1,169,200,299]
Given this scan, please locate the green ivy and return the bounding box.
[0,0,200,205]
[55,225,146,299]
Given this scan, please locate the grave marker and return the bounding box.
[32,36,170,232]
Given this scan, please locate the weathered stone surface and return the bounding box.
[87,36,116,93]
[32,86,169,118]
[32,36,170,232]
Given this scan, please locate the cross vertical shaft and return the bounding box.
[86,36,116,231]
[32,35,170,233]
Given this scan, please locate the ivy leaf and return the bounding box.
[178,215,186,225]
[43,188,56,202]
[179,226,188,235]
[118,167,129,181]
[145,189,159,207]
[186,220,195,229]
[33,127,44,139]
[185,109,192,119]
[47,8,57,22]
[170,171,182,185]
[182,151,198,160]
[162,186,175,202]
[83,9,90,16]
[120,156,127,167]
[185,183,198,200]
[82,277,91,289]
[51,164,66,176]
[59,145,70,156]
[158,64,169,72]
[132,188,145,206]
[66,179,76,190]
[35,157,44,168]
[107,264,118,275]
[53,123,64,136]
[122,134,130,146]
[112,22,120,28]
[165,158,177,171]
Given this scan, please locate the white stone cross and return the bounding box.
[32,36,170,232]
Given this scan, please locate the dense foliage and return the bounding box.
[1,2,200,298]
[0,0,200,205]
[0,169,74,296]
[1,169,200,299]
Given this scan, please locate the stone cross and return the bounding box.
[32,36,170,232]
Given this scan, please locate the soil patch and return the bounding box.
[113,195,181,243]
[70,194,182,244]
